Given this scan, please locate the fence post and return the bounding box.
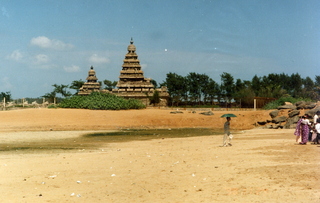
[254,99,256,111]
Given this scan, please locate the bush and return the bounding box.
[58,92,145,110]
[263,96,312,110]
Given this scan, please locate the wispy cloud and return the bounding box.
[34,54,50,64]
[30,36,74,50]
[1,77,13,89]
[2,7,9,18]
[6,50,23,61]
[63,65,80,72]
[88,54,110,64]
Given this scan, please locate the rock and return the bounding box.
[295,101,306,109]
[265,124,273,129]
[269,110,279,118]
[305,102,316,109]
[272,116,287,124]
[305,106,320,117]
[273,124,283,129]
[288,110,300,117]
[199,111,214,116]
[170,111,183,114]
[257,121,267,125]
[284,115,300,129]
[277,104,296,110]
[285,102,293,105]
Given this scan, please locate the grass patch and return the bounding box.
[0,128,222,153]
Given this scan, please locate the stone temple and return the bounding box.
[79,39,169,106]
[78,66,101,95]
[111,38,169,106]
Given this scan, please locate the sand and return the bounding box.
[0,108,319,203]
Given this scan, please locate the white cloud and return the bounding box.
[6,50,23,61]
[30,36,74,50]
[34,54,49,64]
[141,63,147,70]
[1,77,13,89]
[64,65,80,73]
[88,54,110,64]
[2,7,9,18]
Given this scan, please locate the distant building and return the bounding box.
[78,39,169,106]
[78,66,101,95]
[111,38,169,106]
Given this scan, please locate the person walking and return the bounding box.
[223,117,232,147]
[294,115,311,145]
[314,118,320,144]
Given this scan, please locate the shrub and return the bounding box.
[58,92,145,110]
[263,96,312,110]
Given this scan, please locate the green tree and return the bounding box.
[251,75,261,95]
[150,79,158,88]
[186,72,206,104]
[204,79,220,105]
[0,91,12,102]
[220,72,235,104]
[289,73,303,97]
[42,91,56,103]
[149,90,160,106]
[53,84,72,98]
[69,79,85,94]
[162,72,188,106]
[103,80,117,91]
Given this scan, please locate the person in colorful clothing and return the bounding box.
[294,115,311,145]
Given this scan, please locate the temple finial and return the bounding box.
[130,37,134,44]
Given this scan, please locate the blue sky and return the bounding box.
[1,0,319,99]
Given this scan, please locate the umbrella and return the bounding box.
[221,113,237,118]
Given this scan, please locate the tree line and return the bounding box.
[159,72,320,107]
[2,72,319,108]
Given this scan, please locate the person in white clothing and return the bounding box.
[223,117,232,147]
[315,118,320,144]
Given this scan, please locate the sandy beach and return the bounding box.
[0,108,319,202]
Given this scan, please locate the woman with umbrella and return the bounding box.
[221,114,236,147]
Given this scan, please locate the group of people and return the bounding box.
[294,110,320,145]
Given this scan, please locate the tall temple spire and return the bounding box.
[111,39,169,106]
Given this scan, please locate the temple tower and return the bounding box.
[112,38,169,106]
[78,66,101,95]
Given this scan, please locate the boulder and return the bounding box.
[170,111,183,114]
[306,106,320,117]
[295,101,306,109]
[269,110,279,118]
[272,116,287,124]
[199,111,214,116]
[265,124,274,129]
[257,121,267,125]
[284,115,300,129]
[288,110,300,118]
[305,102,316,109]
[277,104,296,110]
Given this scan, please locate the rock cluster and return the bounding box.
[257,101,320,129]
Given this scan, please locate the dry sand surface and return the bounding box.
[0,108,319,203]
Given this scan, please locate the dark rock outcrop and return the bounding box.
[269,110,279,118]
[199,111,214,116]
[272,116,287,124]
